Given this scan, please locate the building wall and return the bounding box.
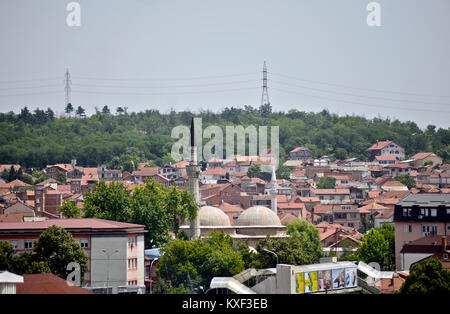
[394,222,447,270]
[90,234,128,290]
[401,253,433,271]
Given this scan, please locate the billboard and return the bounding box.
[304,271,318,293]
[295,272,304,294]
[318,269,332,291]
[332,268,345,289]
[295,266,357,293]
[345,268,357,288]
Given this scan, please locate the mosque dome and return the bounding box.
[236,206,281,226]
[198,206,231,227]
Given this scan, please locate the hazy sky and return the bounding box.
[0,0,449,128]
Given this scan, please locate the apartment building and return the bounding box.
[393,193,450,270]
[0,218,146,294]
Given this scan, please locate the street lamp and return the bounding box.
[263,248,279,266]
[149,257,158,294]
[102,249,119,294]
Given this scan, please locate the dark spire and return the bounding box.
[190,118,195,147]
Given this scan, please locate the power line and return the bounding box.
[0,77,61,84]
[270,80,450,107]
[72,86,259,96]
[0,84,62,91]
[270,87,450,113]
[71,72,259,82]
[0,90,62,97]
[269,72,450,99]
[71,79,259,89]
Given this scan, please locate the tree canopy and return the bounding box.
[398,258,450,294]
[156,232,249,292]
[1,106,448,169]
[286,219,323,262]
[32,225,88,280]
[83,179,198,248]
[251,235,313,269]
[340,224,395,271]
[316,176,336,189]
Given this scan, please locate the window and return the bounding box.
[350,213,358,219]
[128,236,137,247]
[24,240,33,250]
[348,223,354,228]
[421,208,429,217]
[447,209,450,215]
[128,258,137,270]
[80,239,89,248]
[430,209,437,217]
[403,208,411,217]
[404,225,412,233]
[9,240,18,249]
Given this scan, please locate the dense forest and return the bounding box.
[0,105,448,170]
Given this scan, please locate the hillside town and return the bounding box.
[1,138,449,294]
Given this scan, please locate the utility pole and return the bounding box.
[64,68,72,106]
[261,61,270,108]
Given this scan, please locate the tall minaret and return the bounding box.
[186,118,201,240]
[270,165,278,215]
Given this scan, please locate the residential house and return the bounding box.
[410,153,443,166]
[289,147,313,161]
[393,193,450,270]
[368,140,405,161]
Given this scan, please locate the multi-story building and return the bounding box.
[0,218,146,294]
[289,147,313,161]
[368,140,405,161]
[393,194,450,270]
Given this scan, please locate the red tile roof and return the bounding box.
[411,152,438,160]
[290,146,310,153]
[312,188,350,195]
[0,218,145,231]
[16,273,93,294]
[368,140,394,151]
[375,155,397,161]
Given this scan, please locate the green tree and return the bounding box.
[247,164,271,181]
[157,232,247,291]
[398,258,450,294]
[55,170,67,184]
[356,225,395,270]
[316,176,336,189]
[102,105,111,115]
[276,162,291,180]
[32,225,88,280]
[394,174,416,189]
[334,148,348,160]
[60,199,81,218]
[286,220,323,262]
[75,106,86,118]
[83,180,132,222]
[84,179,198,248]
[0,241,51,274]
[251,235,313,269]
[65,103,74,117]
[129,180,198,247]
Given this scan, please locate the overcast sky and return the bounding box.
[0,0,449,128]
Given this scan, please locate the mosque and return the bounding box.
[180,119,287,247]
